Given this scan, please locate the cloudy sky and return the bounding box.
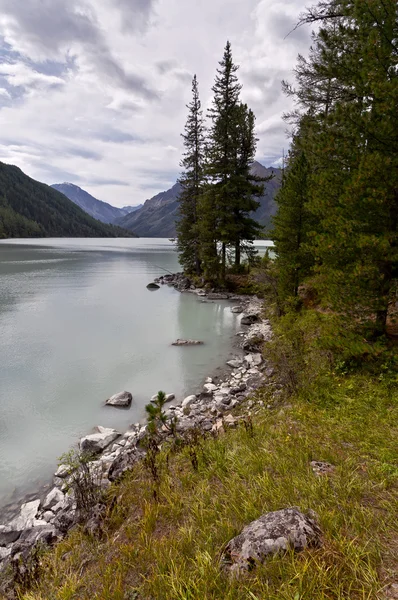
[0,0,311,208]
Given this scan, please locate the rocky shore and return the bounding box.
[0,274,273,585]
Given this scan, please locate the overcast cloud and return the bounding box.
[0,0,311,207]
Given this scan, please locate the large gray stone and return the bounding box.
[244,353,263,368]
[80,426,120,454]
[0,546,11,562]
[43,487,65,511]
[182,395,196,409]
[105,391,133,408]
[223,507,322,572]
[0,500,41,545]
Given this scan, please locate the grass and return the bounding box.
[15,370,398,600]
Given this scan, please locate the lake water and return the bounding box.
[0,238,248,513]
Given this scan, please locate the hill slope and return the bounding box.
[51,183,123,224]
[0,162,135,239]
[116,162,282,238]
[51,184,143,224]
[115,182,182,237]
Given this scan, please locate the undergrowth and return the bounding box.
[18,371,397,599]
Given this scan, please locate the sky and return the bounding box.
[0,0,312,208]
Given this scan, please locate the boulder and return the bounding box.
[54,464,70,478]
[172,339,204,346]
[43,487,65,511]
[207,293,230,300]
[182,395,196,410]
[0,500,42,546]
[11,524,60,556]
[231,306,244,314]
[203,383,217,394]
[0,546,11,562]
[227,358,243,369]
[223,507,322,572]
[244,353,263,368]
[241,313,261,325]
[105,391,133,408]
[146,282,160,290]
[80,426,120,454]
[108,447,145,482]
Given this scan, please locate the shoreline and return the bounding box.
[0,274,272,574]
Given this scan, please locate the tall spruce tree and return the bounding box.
[231,103,267,267]
[271,126,315,303]
[205,41,243,281]
[176,75,206,274]
[278,0,398,335]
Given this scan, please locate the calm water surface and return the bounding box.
[0,238,244,511]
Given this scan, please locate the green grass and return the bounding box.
[17,372,398,600]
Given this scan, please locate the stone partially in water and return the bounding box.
[80,426,120,454]
[223,507,322,573]
[105,391,133,408]
[146,282,160,290]
[172,339,204,346]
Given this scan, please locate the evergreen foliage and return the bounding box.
[176,75,206,274]
[271,0,398,337]
[176,42,265,281]
[0,162,134,239]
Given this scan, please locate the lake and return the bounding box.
[0,238,251,513]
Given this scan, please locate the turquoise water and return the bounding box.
[0,238,244,509]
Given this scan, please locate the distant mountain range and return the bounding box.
[51,183,142,224]
[0,162,135,239]
[115,161,282,237]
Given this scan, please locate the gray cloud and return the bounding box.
[0,0,311,207]
[0,0,157,98]
[88,177,130,186]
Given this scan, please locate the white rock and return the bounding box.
[203,383,217,394]
[43,487,65,511]
[205,377,213,384]
[55,464,70,478]
[227,359,243,369]
[80,426,120,454]
[106,391,132,407]
[5,500,41,535]
[182,395,196,409]
[0,547,11,561]
[245,353,263,368]
[42,510,55,523]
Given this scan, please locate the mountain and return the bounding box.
[115,161,282,238]
[50,183,121,224]
[120,204,143,216]
[0,162,135,239]
[115,183,182,237]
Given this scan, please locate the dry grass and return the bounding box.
[14,371,398,600]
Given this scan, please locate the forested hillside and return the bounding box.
[0,162,135,239]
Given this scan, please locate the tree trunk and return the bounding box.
[235,241,240,267]
[221,243,226,282]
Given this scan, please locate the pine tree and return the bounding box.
[280,0,398,335]
[231,104,267,267]
[205,41,243,281]
[271,128,314,303]
[176,75,206,275]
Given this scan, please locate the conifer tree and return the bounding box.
[176,75,206,274]
[231,103,267,267]
[279,0,398,335]
[205,41,243,280]
[271,128,314,303]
